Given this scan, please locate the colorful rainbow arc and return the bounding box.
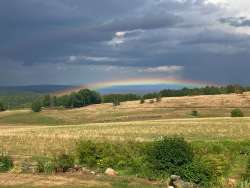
[80,78,220,90]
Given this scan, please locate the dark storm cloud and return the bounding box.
[0,0,250,85]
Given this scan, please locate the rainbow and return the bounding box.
[56,78,220,95]
[81,78,220,90]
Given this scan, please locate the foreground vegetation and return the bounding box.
[1,137,250,187]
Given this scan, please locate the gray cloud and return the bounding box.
[220,17,250,27]
[0,0,250,85]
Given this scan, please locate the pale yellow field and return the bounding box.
[1,117,250,157]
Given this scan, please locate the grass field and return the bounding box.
[1,117,250,157]
[1,93,250,187]
[1,92,250,126]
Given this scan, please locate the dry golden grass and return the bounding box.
[1,93,250,157]
[1,92,250,126]
[0,173,165,188]
[1,117,250,157]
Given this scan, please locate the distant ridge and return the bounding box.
[0,85,74,94]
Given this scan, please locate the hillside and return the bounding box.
[1,92,250,125]
[1,92,250,187]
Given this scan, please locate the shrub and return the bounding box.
[140,98,145,104]
[0,102,6,112]
[0,154,13,172]
[231,109,244,117]
[200,154,229,185]
[243,157,250,181]
[180,159,213,186]
[55,154,74,172]
[191,110,199,117]
[149,99,155,104]
[113,100,120,107]
[147,137,193,175]
[156,95,161,102]
[31,101,42,112]
[76,141,100,167]
[34,156,55,174]
[75,140,148,173]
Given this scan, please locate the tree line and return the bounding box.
[31,89,102,112]
[26,84,250,112]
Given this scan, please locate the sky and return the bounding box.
[0,0,250,86]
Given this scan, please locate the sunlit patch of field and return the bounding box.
[1,117,250,157]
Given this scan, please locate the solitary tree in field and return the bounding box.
[31,101,42,112]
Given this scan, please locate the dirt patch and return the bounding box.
[0,173,111,187]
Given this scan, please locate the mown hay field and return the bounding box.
[1,117,250,157]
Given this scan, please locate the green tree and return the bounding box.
[31,101,42,112]
[0,102,6,112]
[43,95,51,107]
[113,99,120,106]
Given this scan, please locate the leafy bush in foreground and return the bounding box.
[180,159,213,185]
[34,153,75,174]
[243,157,250,181]
[55,153,74,172]
[0,154,13,172]
[147,137,194,176]
[231,109,244,117]
[34,156,55,174]
[32,138,247,187]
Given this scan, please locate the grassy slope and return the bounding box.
[1,93,250,187]
[1,92,250,126]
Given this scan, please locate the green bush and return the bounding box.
[55,154,74,172]
[147,137,193,175]
[76,140,147,173]
[113,100,120,107]
[180,159,213,186]
[231,109,244,117]
[31,100,42,112]
[0,154,13,172]
[76,141,101,167]
[0,102,6,112]
[34,156,55,174]
[200,154,229,185]
[191,110,199,117]
[243,157,250,181]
